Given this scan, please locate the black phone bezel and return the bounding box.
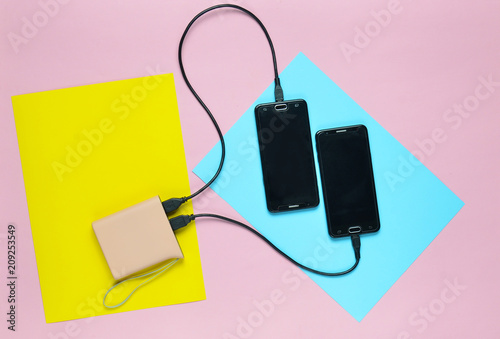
[255,99,319,213]
[315,124,380,238]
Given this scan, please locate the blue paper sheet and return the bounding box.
[193,53,463,321]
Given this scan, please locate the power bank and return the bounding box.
[92,196,183,280]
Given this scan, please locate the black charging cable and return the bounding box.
[162,4,284,214]
[170,213,361,276]
[166,4,361,276]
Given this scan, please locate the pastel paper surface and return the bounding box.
[193,53,464,321]
[12,74,205,323]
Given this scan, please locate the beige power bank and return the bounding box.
[92,196,183,280]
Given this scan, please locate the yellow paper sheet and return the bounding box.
[12,74,205,323]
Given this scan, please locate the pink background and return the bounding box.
[1,0,499,338]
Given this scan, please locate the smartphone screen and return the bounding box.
[255,99,319,212]
[316,125,380,237]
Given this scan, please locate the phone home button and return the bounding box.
[348,226,361,234]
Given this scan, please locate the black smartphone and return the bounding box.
[316,125,380,237]
[255,99,319,212]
